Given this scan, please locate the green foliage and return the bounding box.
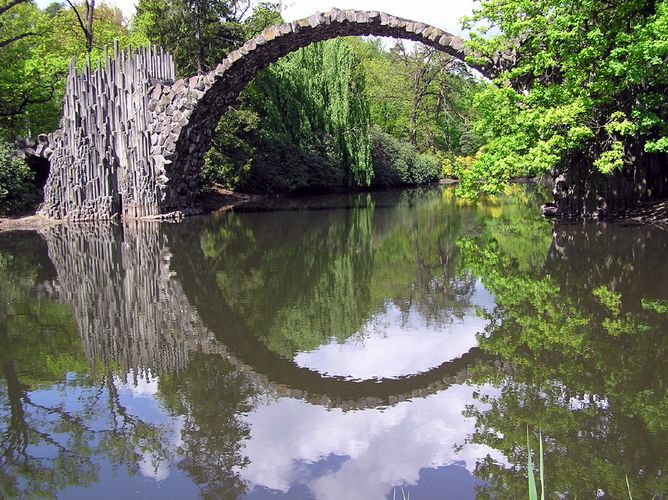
[133,0,246,75]
[0,143,34,214]
[205,37,372,193]
[369,128,440,187]
[0,1,135,139]
[458,0,668,197]
[349,38,486,156]
[202,107,259,189]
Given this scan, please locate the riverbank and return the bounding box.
[0,185,260,233]
[3,183,667,232]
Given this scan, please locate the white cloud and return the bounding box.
[240,384,507,498]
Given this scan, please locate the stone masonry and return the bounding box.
[37,9,501,220]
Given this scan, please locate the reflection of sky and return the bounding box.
[294,280,494,380]
[14,365,506,499]
[240,384,507,499]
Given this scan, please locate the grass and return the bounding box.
[526,427,545,500]
[527,428,640,500]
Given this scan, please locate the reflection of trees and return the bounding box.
[457,199,668,498]
[196,194,376,357]
[370,187,477,327]
[0,233,173,498]
[158,352,259,499]
[193,187,479,358]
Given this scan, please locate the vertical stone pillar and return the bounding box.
[40,46,176,220]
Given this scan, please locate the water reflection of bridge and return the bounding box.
[40,222,488,410]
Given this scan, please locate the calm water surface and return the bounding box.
[1,186,666,499]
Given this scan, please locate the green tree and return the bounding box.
[133,0,248,75]
[0,0,135,139]
[459,0,668,197]
[0,142,34,213]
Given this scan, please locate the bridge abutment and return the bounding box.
[39,44,178,220]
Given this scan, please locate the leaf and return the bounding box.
[528,426,538,500]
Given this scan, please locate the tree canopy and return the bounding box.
[458,0,668,196]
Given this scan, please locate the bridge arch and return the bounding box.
[38,9,505,220]
[150,9,499,213]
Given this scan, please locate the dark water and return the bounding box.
[1,185,667,499]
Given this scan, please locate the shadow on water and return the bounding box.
[0,185,667,498]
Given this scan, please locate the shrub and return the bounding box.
[440,153,475,179]
[202,108,260,190]
[0,143,35,215]
[237,138,344,195]
[370,128,440,187]
[412,152,441,184]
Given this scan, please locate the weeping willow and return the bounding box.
[250,38,373,186]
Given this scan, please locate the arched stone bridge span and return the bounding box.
[39,9,505,221]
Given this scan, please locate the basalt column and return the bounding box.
[40,44,176,220]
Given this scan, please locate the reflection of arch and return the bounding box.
[154,10,501,212]
[167,223,490,410]
[190,334,487,410]
[39,222,489,410]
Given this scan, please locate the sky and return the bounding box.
[37,0,475,35]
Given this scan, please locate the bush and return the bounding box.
[441,153,475,179]
[238,138,344,194]
[202,108,260,190]
[413,152,441,184]
[370,128,440,187]
[0,143,35,215]
[202,108,347,195]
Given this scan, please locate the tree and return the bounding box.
[0,0,133,138]
[65,0,95,53]
[0,0,38,49]
[0,0,56,125]
[458,0,668,198]
[349,37,485,157]
[133,0,250,75]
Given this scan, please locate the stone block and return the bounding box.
[449,36,464,51]
[228,50,242,62]
[307,14,320,28]
[439,34,452,46]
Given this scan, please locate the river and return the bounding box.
[0,185,666,499]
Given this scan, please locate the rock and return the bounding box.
[542,204,560,217]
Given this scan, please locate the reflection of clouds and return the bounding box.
[294,302,488,380]
[241,384,506,498]
[138,451,172,481]
[115,370,160,398]
[116,371,184,483]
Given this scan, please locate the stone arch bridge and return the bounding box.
[32,9,507,221]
